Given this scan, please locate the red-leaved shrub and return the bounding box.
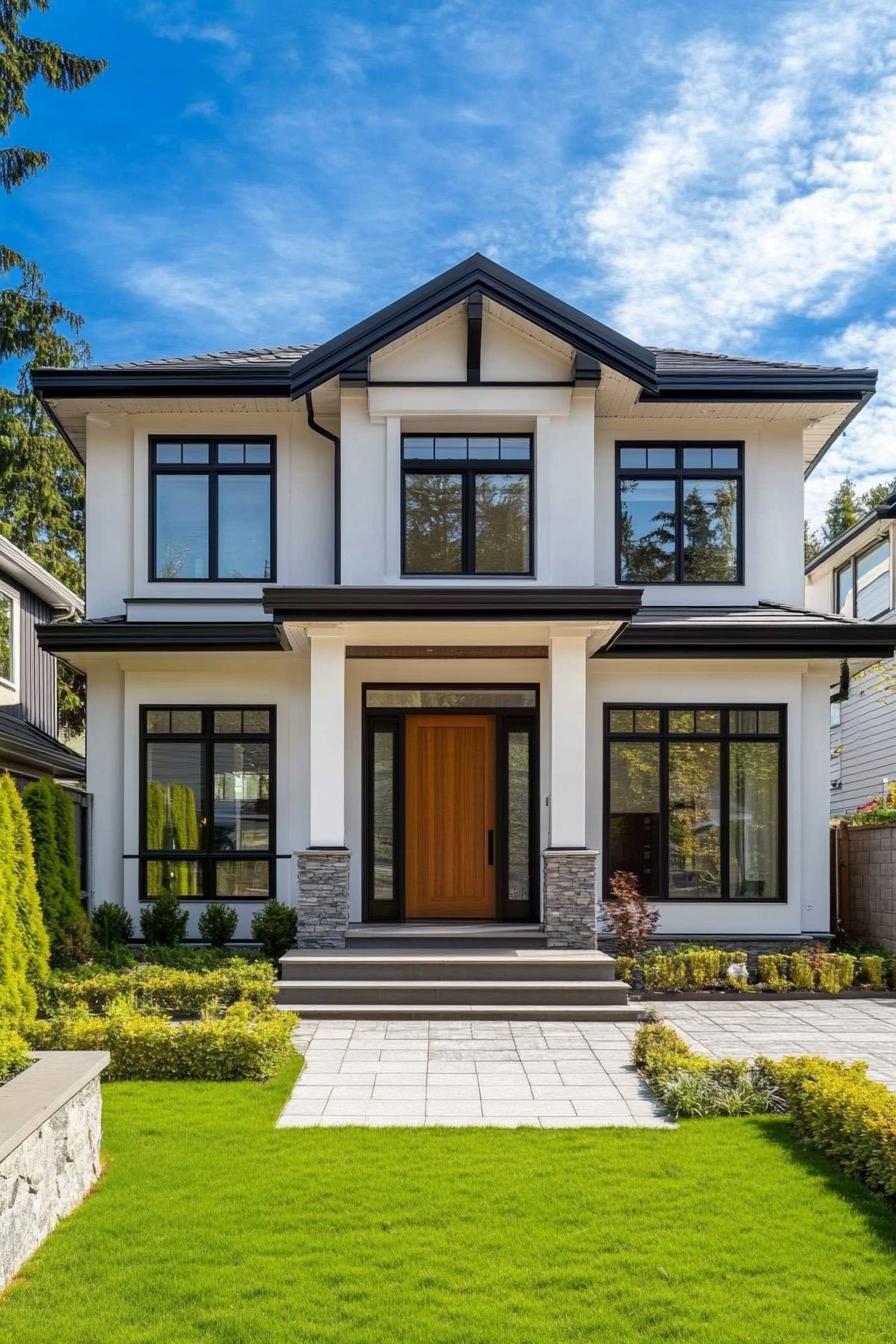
[598,870,659,958]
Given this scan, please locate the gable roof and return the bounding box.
[805,492,896,575]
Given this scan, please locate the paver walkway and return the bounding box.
[279,1018,670,1128]
[278,999,896,1129]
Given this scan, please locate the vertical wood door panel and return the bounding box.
[405,714,496,918]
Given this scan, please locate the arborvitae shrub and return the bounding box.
[198,903,238,949]
[0,773,50,1025]
[22,777,87,958]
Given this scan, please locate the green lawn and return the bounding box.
[2,1056,895,1343]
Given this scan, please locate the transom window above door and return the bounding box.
[616,442,743,584]
[402,434,533,576]
[150,437,275,581]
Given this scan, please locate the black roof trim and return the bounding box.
[31,366,292,399]
[262,585,642,623]
[36,621,284,653]
[286,254,658,398]
[805,494,896,573]
[600,603,895,660]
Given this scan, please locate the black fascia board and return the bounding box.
[286,254,659,398]
[35,621,284,653]
[647,368,877,400]
[601,623,895,660]
[805,494,896,574]
[31,366,292,399]
[262,585,643,623]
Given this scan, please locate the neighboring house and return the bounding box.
[0,533,85,783]
[805,492,896,814]
[31,254,892,951]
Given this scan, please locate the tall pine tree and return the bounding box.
[1,3,107,735]
[822,478,862,544]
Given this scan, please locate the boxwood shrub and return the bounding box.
[27,1002,296,1082]
[48,958,275,1016]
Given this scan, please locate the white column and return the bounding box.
[308,629,346,848]
[384,415,401,580]
[548,629,589,848]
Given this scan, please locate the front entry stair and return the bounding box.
[276,927,639,1020]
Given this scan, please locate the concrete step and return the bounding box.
[278,950,618,983]
[277,1002,643,1021]
[275,979,631,1007]
[346,923,547,950]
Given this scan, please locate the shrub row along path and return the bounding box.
[280,1000,896,1129]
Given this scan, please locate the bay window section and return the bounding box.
[606,705,784,901]
[617,443,742,584]
[141,706,274,901]
[150,437,275,581]
[402,434,533,576]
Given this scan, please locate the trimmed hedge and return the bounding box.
[615,946,894,993]
[27,1002,296,1082]
[759,1055,896,1202]
[0,773,50,1027]
[47,959,276,1016]
[0,1022,30,1082]
[22,776,86,958]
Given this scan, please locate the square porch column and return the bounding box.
[298,628,350,947]
[544,629,598,949]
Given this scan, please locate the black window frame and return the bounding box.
[149,435,277,583]
[603,703,786,903]
[401,433,535,578]
[139,704,276,902]
[615,441,744,585]
[833,534,892,621]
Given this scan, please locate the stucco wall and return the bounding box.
[0,1052,107,1290]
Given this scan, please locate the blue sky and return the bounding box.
[8,0,896,524]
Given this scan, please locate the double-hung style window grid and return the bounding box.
[401,434,534,576]
[616,442,743,584]
[605,704,786,903]
[150,436,276,582]
[835,535,891,621]
[140,706,275,902]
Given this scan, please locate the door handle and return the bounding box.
[487,829,494,865]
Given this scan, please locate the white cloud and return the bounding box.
[585,0,896,350]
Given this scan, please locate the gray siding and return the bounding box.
[14,585,58,738]
[831,657,896,814]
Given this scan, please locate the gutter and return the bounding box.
[304,392,341,585]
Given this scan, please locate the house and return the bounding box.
[805,491,896,813]
[0,532,85,784]
[31,255,893,968]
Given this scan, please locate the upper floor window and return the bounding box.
[616,442,743,585]
[0,583,18,688]
[402,434,533,576]
[150,437,275,581]
[835,536,890,620]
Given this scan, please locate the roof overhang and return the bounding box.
[262,585,643,624]
[805,498,896,575]
[35,621,284,654]
[602,609,895,660]
[0,535,83,613]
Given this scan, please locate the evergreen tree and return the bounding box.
[860,477,896,512]
[804,520,823,564]
[0,773,49,1023]
[1,4,107,737]
[22,775,83,954]
[51,776,80,909]
[823,478,862,543]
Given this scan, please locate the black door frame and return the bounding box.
[362,684,540,923]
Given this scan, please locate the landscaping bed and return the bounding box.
[616,946,896,996]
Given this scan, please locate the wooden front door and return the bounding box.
[404,714,496,918]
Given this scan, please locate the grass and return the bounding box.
[2,1055,895,1343]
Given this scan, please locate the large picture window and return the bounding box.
[150,437,275,581]
[606,705,785,901]
[141,706,274,901]
[616,442,743,584]
[835,535,891,620]
[402,434,533,576]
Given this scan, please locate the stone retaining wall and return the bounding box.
[0,1051,108,1289]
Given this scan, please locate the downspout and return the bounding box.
[305,392,341,584]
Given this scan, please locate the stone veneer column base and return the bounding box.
[296,849,350,948]
[542,849,599,949]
